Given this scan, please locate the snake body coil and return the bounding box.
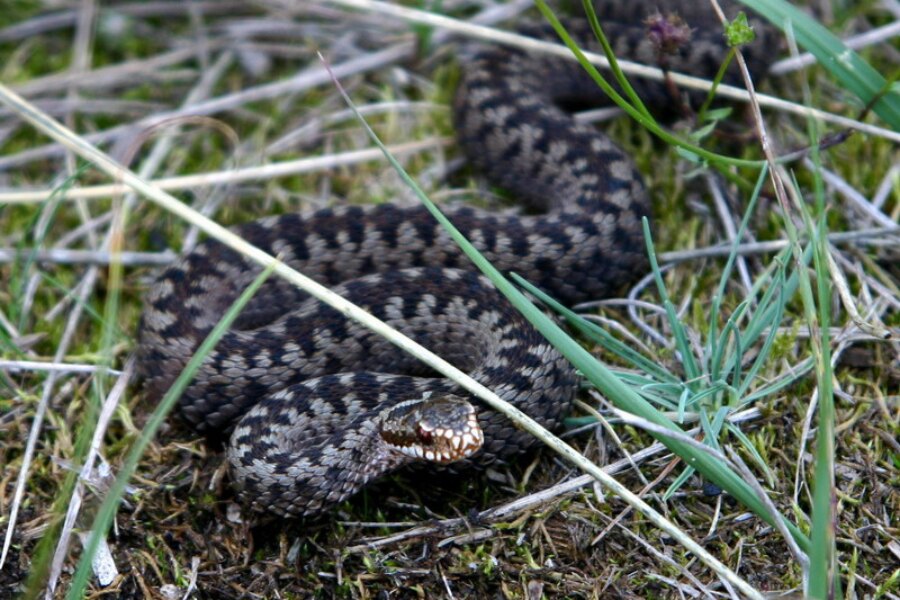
[138,1,774,517]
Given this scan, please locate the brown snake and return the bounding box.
[137,1,775,517]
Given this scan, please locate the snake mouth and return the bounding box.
[379,395,485,464]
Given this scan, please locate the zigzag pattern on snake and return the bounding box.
[137,1,775,517]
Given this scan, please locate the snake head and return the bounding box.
[378,395,484,464]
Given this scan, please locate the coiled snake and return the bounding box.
[137,1,774,517]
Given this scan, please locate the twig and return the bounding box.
[0,138,449,204]
[0,360,124,376]
[872,164,898,210]
[808,158,897,229]
[659,226,900,262]
[824,246,893,339]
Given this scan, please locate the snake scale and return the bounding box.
[137,1,775,517]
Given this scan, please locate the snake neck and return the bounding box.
[228,410,417,517]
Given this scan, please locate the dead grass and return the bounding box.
[0,1,898,598]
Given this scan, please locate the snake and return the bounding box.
[137,1,775,517]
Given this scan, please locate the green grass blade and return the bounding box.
[744,357,814,404]
[772,55,840,595]
[805,125,841,600]
[709,317,738,387]
[706,166,768,379]
[807,237,838,599]
[698,409,719,449]
[580,0,653,119]
[736,267,787,398]
[725,422,775,486]
[664,466,696,500]
[510,275,680,385]
[643,220,702,386]
[686,384,730,412]
[709,407,730,444]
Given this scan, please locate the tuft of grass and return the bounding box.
[329,53,774,598]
